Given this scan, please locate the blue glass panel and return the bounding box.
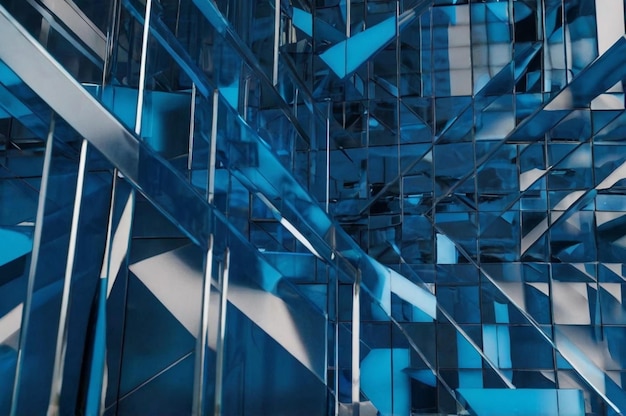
[4,0,626,413]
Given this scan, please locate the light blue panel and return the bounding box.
[361,348,410,416]
[558,390,587,416]
[436,234,457,264]
[459,370,483,389]
[496,326,512,369]
[100,85,139,133]
[319,4,423,79]
[457,332,482,370]
[220,83,239,109]
[483,325,498,366]
[320,16,396,77]
[0,228,32,266]
[319,42,347,78]
[457,388,585,416]
[492,303,512,369]
[292,8,313,37]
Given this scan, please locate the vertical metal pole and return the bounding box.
[135,0,153,136]
[272,0,281,85]
[328,95,337,413]
[287,16,294,44]
[38,18,51,45]
[395,2,403,222]
[321,267,327,393]
[351,269,361,405]
[293,89,299,118]
[82,1,123,411]
[193,235,214,416]
[333,266,340,416]
[101,0,121,92]
[213,248,230,416]
[208,90,219,205]
[346,0,351,37]
[325,99,331,214]
[345,0,351,104]
[10,114,55,416]
[187,83,197,175]
[47,138,89,416]
[243,77,250,122]
[192,89,220,415]
[84,171,119,416]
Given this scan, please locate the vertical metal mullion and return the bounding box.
[393,5,401,406]
[332,267,339,416]
[213,247,230,416]
[208,90,219,205]
[187,83,197,175]
[346,0,351,38]
[83,170,120,416]
[10,114,55,416]
[101,0,121,92]
[272,0,281,85]
[38,17,51,46]
[135,0,153,136]
[243,77,250,122]
[192,89,220,416]
[193,235,214,416]
[109,179,136,412]
[396,1,402,223]
[325,99,331,214]
[47,138,89,416]
[85,2,131,411]
[351,269,361,406]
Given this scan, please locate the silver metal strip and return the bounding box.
[213,247,230,416]
[333,267,340,416]
[325,99,331,214]
[187,83,197,174]
[10,114,55,416]
[135,0,153,135]
[38,15,51,45]
[102,0,121,90]
[208,89,219,204]
[82,22,127,414]
[192,234,214,416]
[351,270,360,404]
[396,2,403,222]
[346,0,351,38]
[192,88,220,415]
[243,77,250,122]
[272,0,280,85]
[84,171,118,416]
[47,138,89,416]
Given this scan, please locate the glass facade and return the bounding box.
[0,0,626,415]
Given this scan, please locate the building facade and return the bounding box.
[1,0,626,414]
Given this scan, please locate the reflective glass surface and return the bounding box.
[1,0,626,415]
